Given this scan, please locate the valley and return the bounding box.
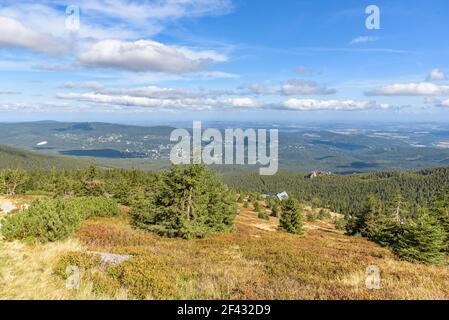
[2,121,449,173]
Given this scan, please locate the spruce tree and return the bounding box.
[368,214,402,248]
[346,193,381,237]
[395,213,447,264]
[133,165,237,239]
[279,198,303,235]
[431,190,449,252]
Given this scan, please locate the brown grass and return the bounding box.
[1,201,449,300]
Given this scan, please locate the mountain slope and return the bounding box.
[0,144,88,170]
[1,202,448,299]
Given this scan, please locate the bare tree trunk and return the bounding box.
[187,186,193,221]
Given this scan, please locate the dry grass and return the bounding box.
[1,201,449,300]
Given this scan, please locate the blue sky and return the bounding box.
[1,0,449,124]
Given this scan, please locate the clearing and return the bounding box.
[0,201,448,300]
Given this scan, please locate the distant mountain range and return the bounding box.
[1,121,449,173]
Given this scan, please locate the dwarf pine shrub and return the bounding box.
[258,211,270,220]
[1,197,119,242]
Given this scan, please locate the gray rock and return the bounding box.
[89,252,132,267]
[1,203,17,214]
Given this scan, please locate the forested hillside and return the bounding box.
[0,144,88,170]
[222,167,449,216]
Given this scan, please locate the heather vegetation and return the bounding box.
[1,162,449,300]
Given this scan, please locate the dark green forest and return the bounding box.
[222,167,449,216]
[0,144,87,170]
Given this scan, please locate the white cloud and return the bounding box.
[104,86,212,99]
[224,97,258,108]
[426,68,446,81]
[349,36,380,45]
[56,91,258,110]
[61,83,235,99]
[0,1,232,42]
[281,99,389,111]
[0,16,66,54]
[56,92,197,109]
[77,0,232,27]
[281,80,336,95]
[366,82,449,96]
[191,71,239,79]
[77,40,227,73]
[440,99,449,107]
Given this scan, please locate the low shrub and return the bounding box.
[258,211,270,220]
[108,255,179,299]
[53,252,102,279]
[1,197,119,242]
[306,211,318,222]
[271,205,280,217]
[1,200,84,242]
[318,208,332,220]
[66,196,120,219]
[333,217,347,231]
[54,252,122,296]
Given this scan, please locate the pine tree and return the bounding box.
[386,189,410,222]
[81,164,104,196]
[133,165,237,239]
[279,198,303,235]
[395,213,447,264]
[271,204,280,217]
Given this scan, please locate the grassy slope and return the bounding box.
[0,144,89,170]
[1,201,448,300]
